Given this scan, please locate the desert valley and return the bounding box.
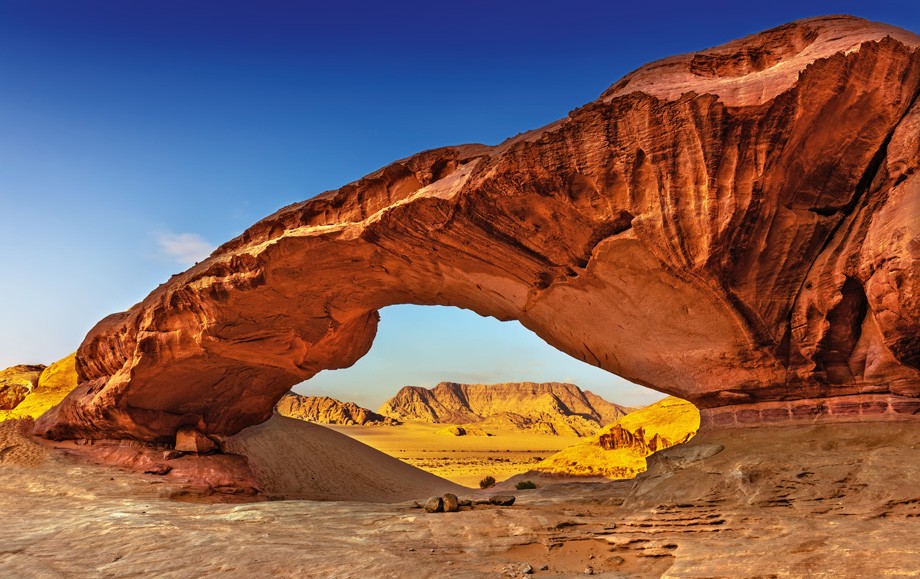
[2,10,920,578]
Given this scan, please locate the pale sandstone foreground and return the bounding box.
[3,419,920,578]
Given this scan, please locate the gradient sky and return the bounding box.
[1,1,917,409]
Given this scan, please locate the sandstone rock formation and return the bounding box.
[35,16,920,442]
[535,397,699,479]
[1,355,77,421]
[174,426,218,453]
[380,382,630,436]
[276,392,399,426]
[434,424,489,436]
[0,365,44,411]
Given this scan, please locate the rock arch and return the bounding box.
[36,16,920,442]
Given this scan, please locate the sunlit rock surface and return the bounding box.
[534,397,699,479]
[0,365,44,411]
[379,382,630,436]
[1,355,76,420]
[276,392,398,426]
[35,16,920,442]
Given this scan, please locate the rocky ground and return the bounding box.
[3,418,919,577]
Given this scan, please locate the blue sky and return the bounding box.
[1,1,916,409]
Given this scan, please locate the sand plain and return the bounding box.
[325,421,581,487]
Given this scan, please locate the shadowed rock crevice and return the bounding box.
[32,16,920,442]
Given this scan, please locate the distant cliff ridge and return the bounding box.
[378,382,631,436]
[276,393,399,426]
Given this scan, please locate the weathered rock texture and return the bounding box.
[534,397,699,479]
[276,392,399,426]
[35,16,920,442]
[0,365,45,411]
[0,355,77,421]
[380,382,630,436]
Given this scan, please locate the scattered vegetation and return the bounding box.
[479,475,496,489]
[515,480,537,490]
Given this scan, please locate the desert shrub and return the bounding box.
[479,475,496,489]
[515,480,537,490]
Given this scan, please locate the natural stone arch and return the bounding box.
[36,17,920,442]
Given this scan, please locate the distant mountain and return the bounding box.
[534,397,699,479]
[276,393,399,426]
[378,382,632,436]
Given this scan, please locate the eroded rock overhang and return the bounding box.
[35,16,920,441]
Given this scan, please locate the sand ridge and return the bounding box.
[223,415,464,501]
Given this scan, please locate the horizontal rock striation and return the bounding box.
[35,16,920,441]
[379,382,630,436]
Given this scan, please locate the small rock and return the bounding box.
[606,555,625,566]
[446,561,453,566]
[162,450,182,460]
[540,565,549,571]
[490,495,516,506]
[174,427,217,453]
[143,464,172,475]
[458,498,472,507]
[442,493,459,512]
[407,547,415,552]
[424,496,444,513]
[501,562,533,577]
[409,501,422,509]
[584,565,594,575]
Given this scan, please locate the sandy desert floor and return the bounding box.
[325,422,581,487]
[3,417,920,577]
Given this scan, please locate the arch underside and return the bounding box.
[35,22,920,442]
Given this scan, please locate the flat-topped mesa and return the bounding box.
[35,16,920,442]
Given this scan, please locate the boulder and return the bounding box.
[442,493,459,512]
[489,495,516,506]
[424,496,443,513]
[175,427,217,454]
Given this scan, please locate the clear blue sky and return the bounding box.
[1,1,916,409]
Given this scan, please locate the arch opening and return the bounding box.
[281,304,688,486]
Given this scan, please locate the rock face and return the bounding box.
[276,392,399,426]
[379,382,630,436]
[535,397,700,479]
[34,16,920,442]
[3,356,76,422]
[0,365,45,411]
